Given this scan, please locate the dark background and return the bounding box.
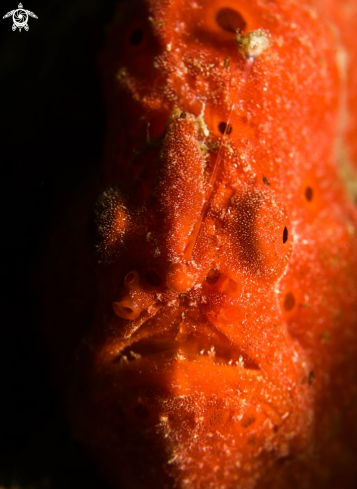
[0,0,116,486]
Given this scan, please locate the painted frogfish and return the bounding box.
[42,0,357,488]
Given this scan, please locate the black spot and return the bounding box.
[305,186,313,202]
[283,292,295,312]
[241,415,256,428]
[129,28,144,46]
[216,8,247,34]
[308,371,315,385]
[282,226,288,244]
[262,176,271,186]
[146,270,162,287]
[218,121,232,135]
[205,269,220,284]
[179,111,187,119]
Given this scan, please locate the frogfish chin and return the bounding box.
[42,0,357,488]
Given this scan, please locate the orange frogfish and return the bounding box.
[41,0,357,488]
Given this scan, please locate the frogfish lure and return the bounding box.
[42,0,357,488]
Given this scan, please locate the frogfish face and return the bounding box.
[87,112,302,487]
[54,0,357,488]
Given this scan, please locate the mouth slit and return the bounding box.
[115,329,260,370]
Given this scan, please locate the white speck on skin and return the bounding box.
[197,102,210,137]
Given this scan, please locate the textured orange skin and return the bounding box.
[43,1,357,488]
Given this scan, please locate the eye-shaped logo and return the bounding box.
[2,3,38,32]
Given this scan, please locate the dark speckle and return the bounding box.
[282,226,288,244]
[305,186,313,202]
[218,122,232,135]
[262,176,271,186]
[241,415,255,428]
[216,7,247,34]
[284,292,295,311]
[205,268,220,284]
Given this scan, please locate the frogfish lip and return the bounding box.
[95,316,293,437]
[106,329,268,402]
[113,327,261,371]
